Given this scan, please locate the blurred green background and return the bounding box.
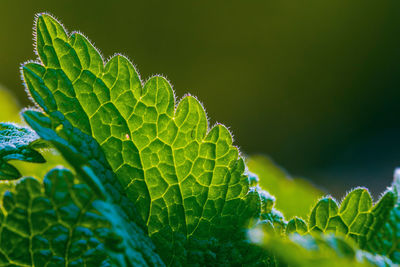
[1,0,400,198]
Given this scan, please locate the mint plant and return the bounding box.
[0,13,398,266]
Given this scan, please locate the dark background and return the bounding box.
[1,0,400,198]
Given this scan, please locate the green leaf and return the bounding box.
[0,167,163,266]
[308,187,396,249]
[22,13,261,264]
[0,123,45,180]
[22,102,277,266]
[257,189,287,235]
[287,217,308,235]
[249,229,395,267]
[366,169,400,263]
[247,155,323,219]
[23,110,109,199]
[22,108,150,230]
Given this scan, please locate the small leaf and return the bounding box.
[308,188,396,249]
[287,217,308,235]
[366,169,400,263]
[0,123,46,180]
[250,227,394,267]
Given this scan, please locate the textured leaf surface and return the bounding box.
[367,170,400,263]
[0,167,163,266]
[249,188,398,267]
[0,123,45,180]
[24,107,274,266]
[22,13,260,264]
[308,188,396,249]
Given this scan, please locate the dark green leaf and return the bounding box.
[366,170,400,263]
[0,123,45,180]
[0,167,163,266]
